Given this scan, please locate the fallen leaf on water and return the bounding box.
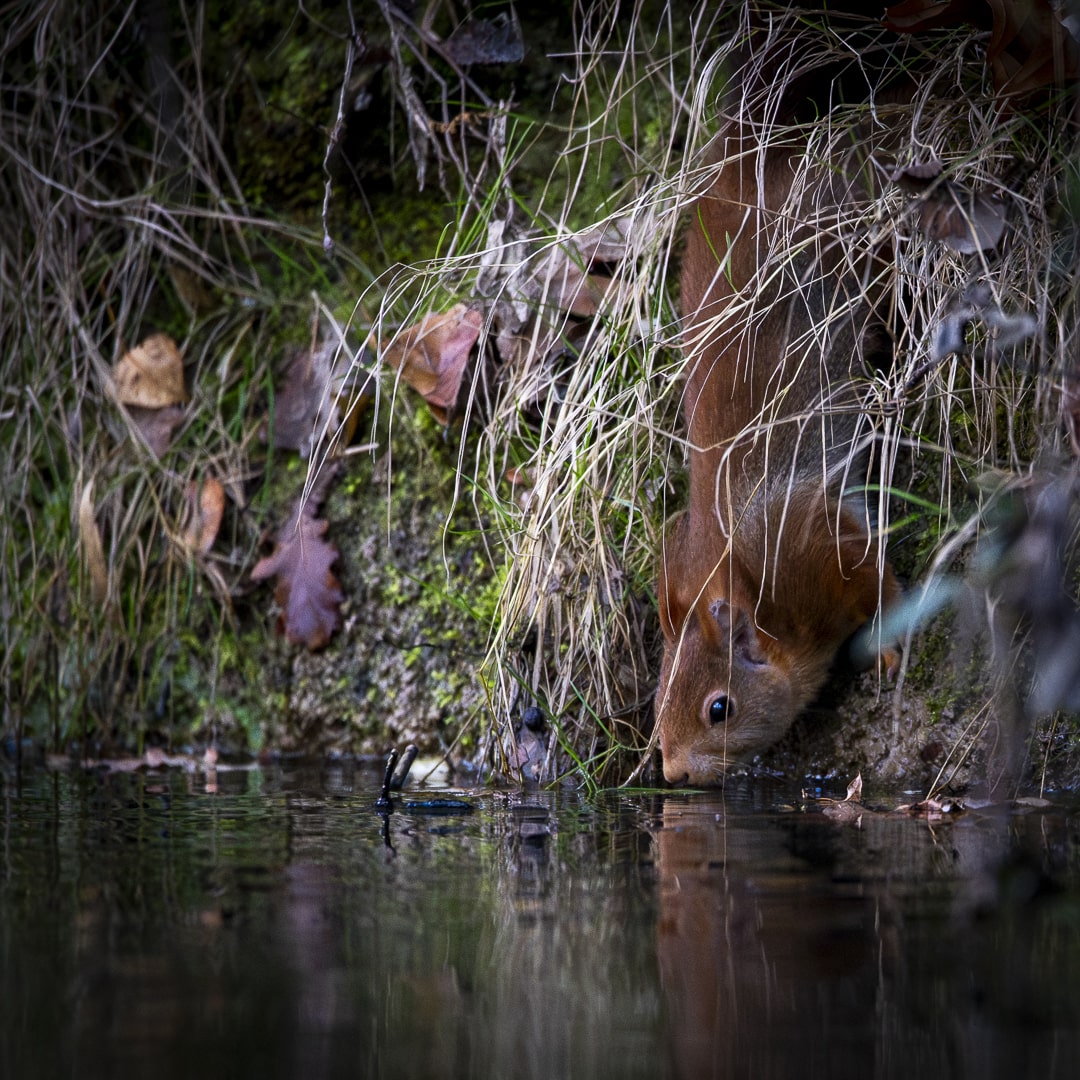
[814,772,866,824]
[1014,796,1053,810]
[182,476,226,554]
[251,465,343,650]
[894,796,964,817]
[113,332,189,408]
[382,304,483,424]
[822,801,864,826]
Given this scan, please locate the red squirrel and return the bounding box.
[656,120,901,786]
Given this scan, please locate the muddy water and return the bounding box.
[3,763,1080,1079]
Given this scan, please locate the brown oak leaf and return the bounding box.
[251,473,343,650]
[272,340,373,457]
[383,304,482,424]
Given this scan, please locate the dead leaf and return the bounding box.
[167,264,218,317]
[822,801,864,825]
[113,333,188,408]
[917,187,1008,254]
[1014,796,1053,809]
[78,477,109,604]
[890,159,946,191]
[272,340,372,457]
[505,465,534,486]
[546,262,613,318]
[182,476,225,554]
[892,161,1008,254]
[894,796,964,816]
[532,221,629,317]
[383,304,483,424]
[844,773,864,803]
[127,403,186,456]
[251,465,343,650]
[885,0,1079,99]
[574,219,632,264]
[930,282,1038,363]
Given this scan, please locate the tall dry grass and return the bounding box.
[414,2,1080,787]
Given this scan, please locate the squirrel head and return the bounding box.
[657,587,798,786]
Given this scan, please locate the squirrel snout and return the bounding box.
[663,765,691,787]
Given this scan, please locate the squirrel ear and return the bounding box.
[708,599,767,667]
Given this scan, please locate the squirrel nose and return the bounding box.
[662,758,691,786]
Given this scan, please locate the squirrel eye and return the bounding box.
[708,695,732,725]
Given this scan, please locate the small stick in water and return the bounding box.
[376,747,399,812]
[390,743,418,791]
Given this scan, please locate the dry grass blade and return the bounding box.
[438,1,1080,787]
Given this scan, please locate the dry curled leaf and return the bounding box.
[272,340,372,457]
[251,467,343,650]
[885,0,1079,99]
[127,403,186,456]
[844,773,864,804]
[182,476,225,555]
[383,304,482,424]
[531,220,629,318]
[892,160,1008,254]
[113,333,188,408]
[78,477,109,604]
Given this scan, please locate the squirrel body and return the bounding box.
[656,121,901,786]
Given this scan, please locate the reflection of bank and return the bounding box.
[653,794,1080,1079]
[654,798,890,1080]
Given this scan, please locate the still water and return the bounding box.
[3,760,1080,1079]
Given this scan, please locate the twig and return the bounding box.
[376,746,399,810]
[321,23,362,254]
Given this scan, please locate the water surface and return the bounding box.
[3,762,1080,1079]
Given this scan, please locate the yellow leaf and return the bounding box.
[182,476,225,554]
[113,333,188,408]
